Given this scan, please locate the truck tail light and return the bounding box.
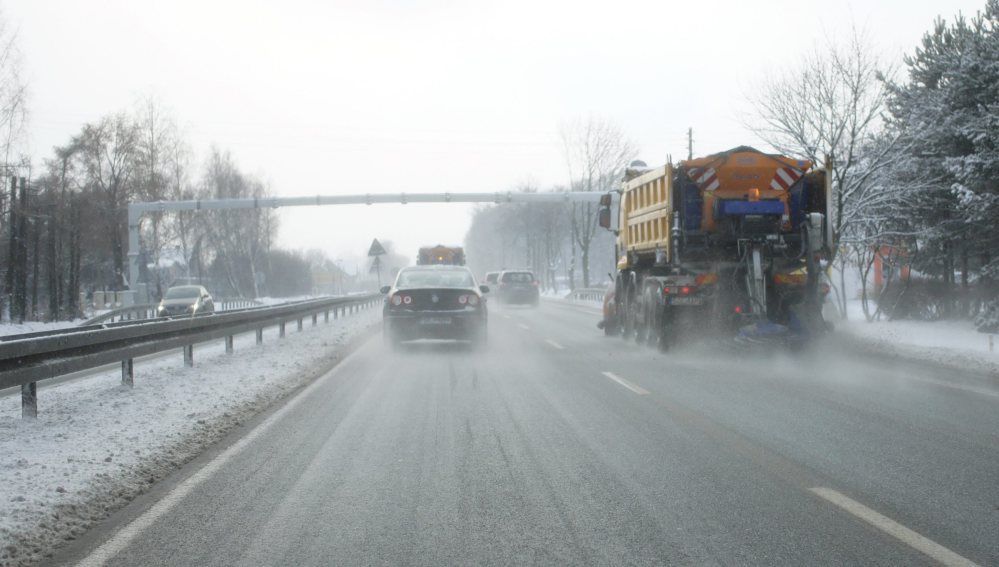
[680,286,691,295]
[734,305,743,314]
[695,273,718,286]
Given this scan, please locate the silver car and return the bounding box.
[157,285,215,317]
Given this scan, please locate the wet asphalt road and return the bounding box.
[53,301,999,566]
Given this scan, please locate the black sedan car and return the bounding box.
[381,265,488,348]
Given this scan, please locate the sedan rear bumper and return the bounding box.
[385,310,485,341]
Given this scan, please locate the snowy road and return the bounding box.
[50,301,999,566]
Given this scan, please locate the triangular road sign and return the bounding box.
[368,238,387,257]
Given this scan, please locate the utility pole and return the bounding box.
[687,127,694,160]
[5,176,16,321]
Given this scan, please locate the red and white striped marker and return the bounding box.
[687,167,720,192]
[769,166,804,192]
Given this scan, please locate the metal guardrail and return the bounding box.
[1,294,382,418]
[565,287,607,303]
[82,304,158,325]
[82,297,265,326]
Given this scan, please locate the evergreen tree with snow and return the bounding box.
[884,0,999,324]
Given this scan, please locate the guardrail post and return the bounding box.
[324,310,329,323]
[279,322,286,338]
[225,335,234,354]
[312,313,318,326]
[21,382,37,419]
[122,359,134,387]
[183,344,194,367]
[256,328,263,344]
[297,318,303,332]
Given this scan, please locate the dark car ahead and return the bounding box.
[497,270,539,306]
[381,265,489,348]
[157,285,214,317]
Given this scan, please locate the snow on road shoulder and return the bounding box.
[0,306,380,566]
[834,307,999,377]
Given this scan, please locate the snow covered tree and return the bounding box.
[883,0,999,322]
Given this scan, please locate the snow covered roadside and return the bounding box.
[833,315,999,378]
[0,320,82,338]
[0,306,381,566]
[824,298,999,376]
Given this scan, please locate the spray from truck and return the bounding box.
[597,146,832,349]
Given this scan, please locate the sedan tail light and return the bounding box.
[391,295,403,306]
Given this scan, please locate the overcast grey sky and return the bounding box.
[5,0,985,269]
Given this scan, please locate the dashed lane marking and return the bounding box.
[809,487,979,567]
[601,371,649,396]
[545,339,565,350]
[518,323,530,330]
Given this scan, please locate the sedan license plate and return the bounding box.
[669,296,703,306]
[420,316,452,325]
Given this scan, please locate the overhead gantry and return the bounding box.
[126,190,611,295]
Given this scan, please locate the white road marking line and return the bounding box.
[601,371,649,395]
[809,487,979,567]
[907,376,999,400]
[78,347,367,567]
[502,314,511,319]
[545,339,564,350]
[518,323,530,330]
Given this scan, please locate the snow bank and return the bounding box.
[835,315,999,377]
[0,306,380,566]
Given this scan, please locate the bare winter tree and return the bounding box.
[198,148,277,297]
[0,8,26,165]
[78,113,140,290]
[163,132,199,283]
[135,96,180,298]
[560,116,636,288]
[0,8,26,320]
[744,27,897,317]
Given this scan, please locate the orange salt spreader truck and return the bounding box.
[596,146,832,349]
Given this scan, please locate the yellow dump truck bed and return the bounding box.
[618,164,675,262]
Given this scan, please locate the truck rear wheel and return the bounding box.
[621,281,638,341]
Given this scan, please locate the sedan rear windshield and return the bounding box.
[501,272,534,283]
[165,286,202,299]
[396,270,475,289]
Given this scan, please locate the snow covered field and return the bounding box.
[0,306,380,566]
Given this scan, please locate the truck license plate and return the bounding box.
[670,296,703,306]
[420,317,452,325]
